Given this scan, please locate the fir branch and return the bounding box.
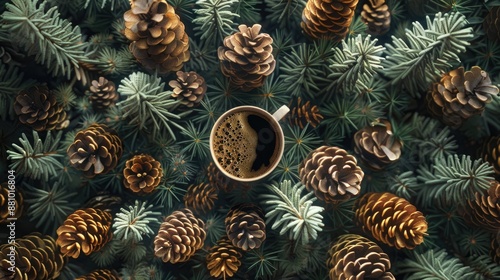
[118,240,148,265]
[246,246,279,279]
[388,171,418,201]
[191,95,222,127]
[261,180,324,245]
[453,228,491,257]
[1,0,89,79]
[178,121,211,161]
[0,62,34,120]
[417,126,458,160]
[83,0,129,11]
[425,205,468,239]
[252,73,290,112]
[185,38,217,72]
[346,14,367,39]
[168,0,197,21]
[96,46,136,77]
[283,123,323,161]
[265,0,306,30]
[206,73,246,110]
[233,0,261,24]
[89,239,120,267]
[193,0,239,48]
[203,211,226,245]
[268,153,300,183]
[113,200,161,242]
[54,82,77,111]
[152,180,187,211]
[461,254,500,280]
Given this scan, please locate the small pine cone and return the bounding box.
[327,234,395,280]
[484,6,500,42]
[492,233,500,264]
[0,233,65,280]
[56,208,113,258]
[89,77,118,111]
[353,119,402,171]
[206,161,239,192]
[67,123,123,178]
[75,269,120,280]
[287,97,324,129]
[355,192,428,249]
[460,181,500,232]
[427,66,499,128]
[0,182,23,222]
[218,24,276,92]
[14,84,67,131]
[154,208,206,263]
[169,71,207,107]
[124,0,190,73]
[301,0,359,41]
[480,136,500,176]
[299,146,364,203]
[184,182,218,214]
[225,203,266,251]
[206,236,243,279]
[361,0,391,36]
[123,154,163,194]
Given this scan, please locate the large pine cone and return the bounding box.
[14,84,67,131]
[0,182,23,223]
[123,153,163,194]
[480,136,500,176]
[287,97,324,129]
[225,203,266,251]
[169,71,207,108]
[154,208,206,263]
[299,146,364,203]
[56,208,113,258]
[327,234,395,280]
[484,6,500,42]
[460,180,500,232]
[361,0,391,35]
[0,233,65,280]
[67,123,123,178]
[206,236,243,279]
[75,269,120,280]
[301,0,359,41]
[427,66,499,128]
[218,24,276,92]
[124,0,190,73]
[353,119,402,171]
[89,77,118,111]
[355,192,428,249]
[184,182,218,214]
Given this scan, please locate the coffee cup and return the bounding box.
[209,105,290,182]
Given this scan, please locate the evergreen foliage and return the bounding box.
[0,62,34,120]
[193,0,239,48]
[113,200,161,242]
[283,123,323,161]
[178,121,211,160]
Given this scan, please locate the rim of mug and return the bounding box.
[209,105,285,182]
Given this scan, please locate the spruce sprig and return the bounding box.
[113,200,161,242]
[178,121,211,161]
[193,0,239,48]
[0,62,34,120]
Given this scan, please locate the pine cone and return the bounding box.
[287,97,324,129]
[89,77,118,111]
[327,234,395,280]
[484,6,500,42]
[218,24,276,92]
[353,119,402,171]
[154,208,206,263]
[299,146,364,203]
[67,123,123,178]
[75,269,120,280]
[123,153,163,194]
[124,0,190,73]
[206,161,239,192]
[206,236,243,279]
[427,66,499,128]
[184,182,218,214]
[169,71,207,107]
[355,192,428,249]
[491,232,500,264]
[301,0,359,41]
[0,233,65,280]
[460,180,500,232]
[14,84,67,131]
[0,182,23,223]
[56,208,113,258]
[480,136,500,176]
[361,0,391,35]
[225,203,266,251]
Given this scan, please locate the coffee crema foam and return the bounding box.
[213,112,268,178]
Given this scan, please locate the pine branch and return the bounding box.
[265,0,306,30]
[193,0,239,48]
[113,200,161,242]
[178,121,211,161]
[0,62,35,120]
[283,123,323,161]
[233,0,261,24]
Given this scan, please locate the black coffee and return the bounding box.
[248,114,276,172]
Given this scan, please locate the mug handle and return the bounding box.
[272,105,290,122]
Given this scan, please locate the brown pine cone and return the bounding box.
[206,161,239,192]
[327,234,395,280]
[480,136,500,176]
[0,182,23,223]
[154,208,206,263]
[484,6,500,43]
[301,0,359,41]
[427,66,499,128]
[67,123,123,178]
[89,77,118,111]
[0,233,65,280]
[14,84,68,131]
[492,232,500,264]
[361,0,391,35]
[225,203,266,251]
[75,269,120,280]
[287,97,324,129]
[460,180,500,232]
[56,208,113,258]
[123,154,163,194]
[169,71,207,107]
[299,146,364,203]
[206,236,243,279]
[218,24,276,92]
[355,192,428,249]
[124,0,190,73]
[353,119,402,171]
[184,182,218,214]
